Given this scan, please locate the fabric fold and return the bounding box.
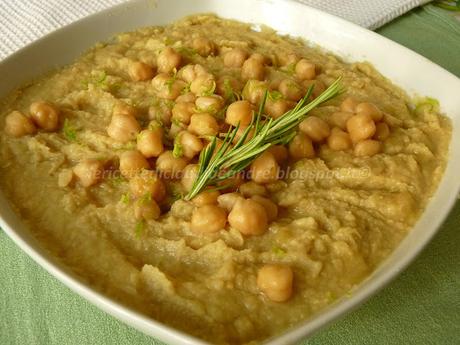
[0,0,430,59]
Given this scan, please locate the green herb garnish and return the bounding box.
[120,193,130,204]
[135,220,145,237]
[176,46,197,58]
[63,119,77,141]
[184,77,343,200]
[282,63,296,75]
[171,117,183,127]
[149,119,164,130]
[96,71,107,84]
[272,247,287,256]
[165,77,175,93]
[182,83,191,94]
[415,97,440,114]
[81,71,109,90]
[123,142,137,150]
[202,80,217,96]
[173,135,183,158]
[111,175,127,186]
[139,192,152,205]
[268,90,284,101]
[223,79,241,102]
[195,105,216,114]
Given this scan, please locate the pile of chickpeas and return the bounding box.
[4,101,60,137]
[4,37,391,303]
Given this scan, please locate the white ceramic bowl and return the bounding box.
[0,0,459,344]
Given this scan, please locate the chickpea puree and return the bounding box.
[0,15,451,344]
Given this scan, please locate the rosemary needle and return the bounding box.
[184,77,344,200]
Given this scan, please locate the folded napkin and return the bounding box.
[0,0,429,60]
[298,0,431,28]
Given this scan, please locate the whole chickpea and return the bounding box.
[356,102,383,122]
[299,116,330,142]
[328,111,354,130]
[250,151,280,184]
[265,99,293,119]
[232,126,255,144]
[107,113,140,142]
[228,198,268,235]
[250,53,270,65]
[241,58,265,81]
[242,80,268,105]
[119,150,150,178]
[302,79,326,99]
[4,111,36,137]
[289,132,315,160]
[29,101,60,131]
[178,64,208,84]
[192,190,220,206]
[148,101,172,125]
[217,192,244,212]
[217,172,245,192]
[374,122,390,141]
[73,159,104,187]
[295,59,316,80]
[195,95,224,113]
[340,97,359,113]
[188,113,219,137]
[152,73,186,100]
[327,127,352,151]
[190,74,216,96]
[267,145,289,164]
[113,102,138,118]
[181,164,199,192]
[354,139,381,157]
[278,79,303,102]
[178,131,203,159]
[191,205,227,234]
[137,128,164,158]
[277,52,299,67]
[134,199,161,221]
[155,151,187,179]
[128,61,155,81]
[172,102,195,125]
[225,100,253,127]
[346,113,376,143]
[192,37,216,57]
[239,181,267,197]
[151,73,171,92]
[129,171,166,201]
[216,76,242,100]
[223,48,248,68]
[157,47,182,74]
[251,195,278,222]
[257,264,293,302]
[169,122,185,138]
[176,92,196,104]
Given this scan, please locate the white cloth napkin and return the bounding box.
[298,0,430,29]
[0,0,429,60]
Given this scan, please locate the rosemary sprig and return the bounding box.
[184,77,344,200]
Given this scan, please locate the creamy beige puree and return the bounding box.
[0,15,451,344]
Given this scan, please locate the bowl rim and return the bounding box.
[0,0,459,344]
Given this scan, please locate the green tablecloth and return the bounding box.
[1,4,459,345]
